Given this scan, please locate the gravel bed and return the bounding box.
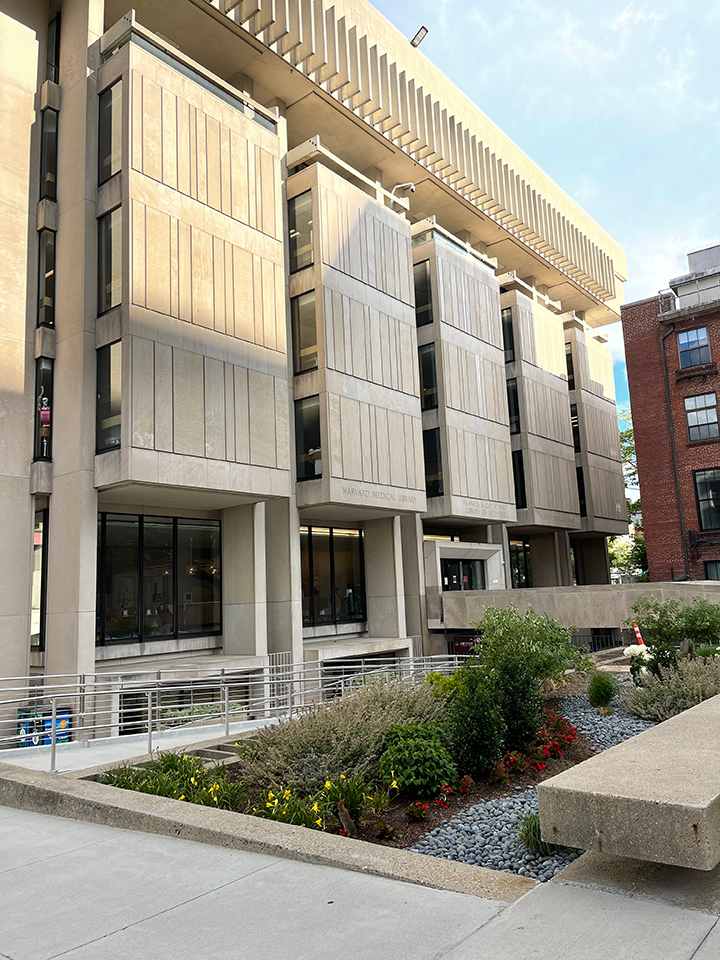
[407,691,657,881]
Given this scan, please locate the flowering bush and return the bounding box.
[406,800,430,822]
[435,783,452,808]
[379,724,457,797]
[491,712,576,782]
[319,774,374,824]
[251,787,324,829]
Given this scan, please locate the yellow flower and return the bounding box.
[190,777,196,785]
[268,790,274,799]
[312,802,319,813]
[179,795,185,800]
[266,802,274,808]
[325,781,332,790]
[315,818,322,826]
[213,784,219,791]
[283,789,291,799]
[391,780,398,790]
[340,774,346,780]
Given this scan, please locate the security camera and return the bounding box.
[390,182,416,197]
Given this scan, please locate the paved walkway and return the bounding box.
[1,804,719,960]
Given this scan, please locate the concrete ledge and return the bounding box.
[0,760,534,903]
[538,695,720,870]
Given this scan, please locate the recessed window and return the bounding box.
[423,427,443,497]
[441,558,485,592]
[96,513,221,645]
[678,328,711,369]
[46,14,60,83]
[300,526,365,626]
[288,192,313,273]
[295,395,322,480]
[291,291,318,374]
[502,307,515,363]
[96,341,122,452]
[40,108,58,201]
[34,358,53,461]
[512,449,526,509]
[37,229,55,327]
[98,80,123,184]
[419,342,438,410]
[507,378,520,434]
[695,469,720,531]
[509,539,532,588]
[98,208,122,313]
[570,403,581,452]
[705,561,720,581]
[685,393,719,442]
[565,342,575,390]
[31,509,49,651]
[414,260,433,326]
[577,466,587,517]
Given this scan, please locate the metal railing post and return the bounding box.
[49,698,58,774]
[146,691,153,755]
[224,683,230,736]
[288,677,293,718]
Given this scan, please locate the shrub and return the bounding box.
[518,813,569,857]
[494,660,544,750]
[679,598,720,646]
[446,664,506,778]
[625,596,682,646]
[695,644,720,660]
[587,671,620,708]
[319,774,374,824]
[236,681,449,794]
[625,658,720,721]
[379,733,457,796]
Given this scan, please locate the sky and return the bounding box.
[374,0,720,410]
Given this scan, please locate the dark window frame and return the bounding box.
[507,378,520,435]
[678,327,711,369]
[418,341,439,410]
[509,539,532,589]
[565,342,575,390]
[290,290,318,374]
[37,228,56,327]
[95,513,222,646]
[570,402,581,453]
[705,561,720,581]
[96,341,122,453]
[422,426,443,497]
[97,206,122,315]
[295,395,322,481]
[46,13,61,84]
[413,260,434,326]
[577,466,587,517]
[685,393,719,443]
[301,525,366,627]
[98,79,123,185]
[34,357,54,461]
[288,191,314,274]
[39,107,58,201]
[502,307,515,363]
[694,468,720,532]
[512,449,526,509]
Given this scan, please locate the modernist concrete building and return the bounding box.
[1,0,627,690]
[623,244,720,582]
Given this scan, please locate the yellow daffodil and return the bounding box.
[283,789,291,799]
[312,802,319,813]
[325,780,332,790]
[315,818,322,826]
[268,790,275,799]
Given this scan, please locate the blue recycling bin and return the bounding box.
[42,707,71,744]
[17,706,44,747]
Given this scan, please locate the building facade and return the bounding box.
[1,0,627,689]
[622,244,720,582]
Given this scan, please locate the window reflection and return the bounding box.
[291,291,318,373]
[143,517,174,637]
[178,519,221,635]
[289,191,313,272]
[300,526,365,626]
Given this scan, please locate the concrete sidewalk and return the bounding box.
[1,804,719,960]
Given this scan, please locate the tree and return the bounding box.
[617,407,641,526]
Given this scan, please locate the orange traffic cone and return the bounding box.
[632,621,644,645]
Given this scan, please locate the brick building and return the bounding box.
[622,245,720,581]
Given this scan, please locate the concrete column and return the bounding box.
[528,534,561,587]
[265,498,303,663]
[557,530,574,585]
[400,514,427,650]
[488,524,512,589]
[222,502,267,657]
[574,536,611,585]
[364,515,406,638]
[44,0,105,678]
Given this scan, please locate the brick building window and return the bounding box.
[685,393,719,442]
[678,328,710,369]
[705,561,720,581]
[694,469,720,531]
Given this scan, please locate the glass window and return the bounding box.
[40,108,58,201]
[31,509,48,651]
[34,358,53,460]
[502,307,515,362]
[143,517,174,638]
[414,260,433,326]
[177,519,221,635]
[509,539,532,589]
[96,341,122,452]
[300,525,365,626]
[695,469,720,531]
[565,342,575,390]
[46,14,60,83]
[98,207,122,313]
[570,403,581,452]
[295,395,322,480]
[291,291,317,374]
[423,427,443,497]
[37,230,55,327]
[419,342,438,410]
[441,558,485,592]
[288,191,313,272]
[98,80,123,184]
[512,449,526,509]
[577,466,587,517]
[507,378,520,435]
[685,393,719,442]
[102,514,140,642]
[678,328,711,369]
[705,561,720,580]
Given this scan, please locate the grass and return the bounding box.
[517,812,570,857]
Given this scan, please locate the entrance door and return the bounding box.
[441,559,462,590]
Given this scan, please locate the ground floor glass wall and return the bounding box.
[300,526,365,626]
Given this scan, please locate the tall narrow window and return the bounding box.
[705,561,720,580]
[300,525,365,626]
[414,260,433,326]
[31,509,49,651]
[506,378,520,434]
[34,358,53,460]
[142,517,174,638]
[570,403,581,452]
[291,291,318,373]
[576,466,587,517]
[103,513,140,642]
[46,14,60,83]
[685,393,719,442]
[98,208,122,313]
[40,109,58,201]
[695,469,720,531]
[288,191,313,272]
[96,341,122,451]
[502,307,515,363]
[678,328,710,369]
[509,539,532,588]
[177,519,221,635]
[419,342,438,410]
[37,230,55,327]
[423,427,443,497]
[98,80,123,184]
[512,449,526,509]
[295,395,322,479]
[565,342,575,390]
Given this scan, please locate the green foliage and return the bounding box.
[518,813,569,857]
[406,800,430,822]
[424,670,465,697]
[251,787,323,829]
[680,598,720,646]
[236,681,448,794]
[617,407,638,489]
[694,644,720,660]
[379,731,457,797]
[446,664,506,778]
[626,596,682,646]
[587,670,620,708]
[625,658,720,721]
[98,751,247,810]
[320,774,374,823]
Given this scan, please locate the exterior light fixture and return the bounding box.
[391,182,416,196]
[410,26,428,47]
